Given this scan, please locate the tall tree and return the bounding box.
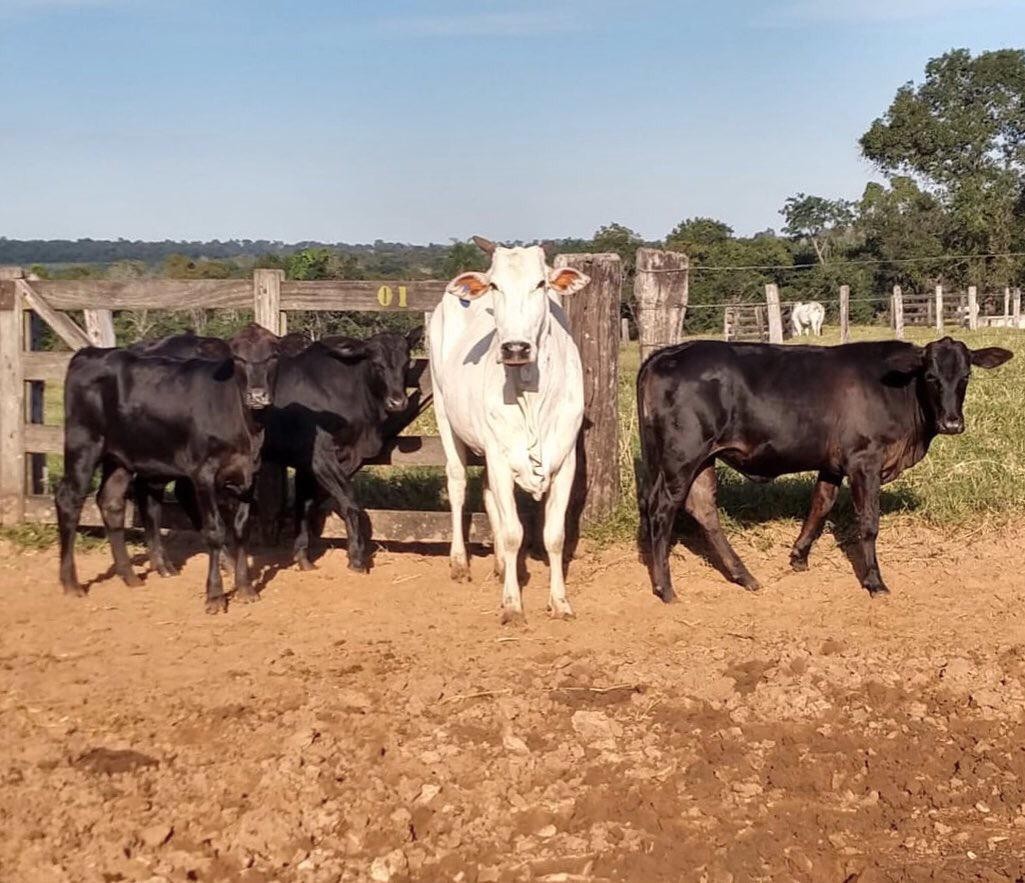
[780,194,855,264]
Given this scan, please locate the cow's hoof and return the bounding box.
[121,572,144,588]
[156,564,179,578]
[450,561,472,583]
[63,584,87,598]
[348,561,370,574]
[548,604,575,621]
[867,583,891,597]
[205,596,228,615]
[296,557,317,572]
[789,555,809,572]
[500,608,526,626]
[741,576,762,592]
[654,586,678,604]
[235,587,260,604]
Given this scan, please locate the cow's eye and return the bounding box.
[489,282,499,292]
[535,280,546,290]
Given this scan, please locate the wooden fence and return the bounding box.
[0,264,621,541]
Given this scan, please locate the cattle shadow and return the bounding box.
[633,456,924,586]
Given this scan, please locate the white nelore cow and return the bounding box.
[430,237,589,623]
[791,301,826,336]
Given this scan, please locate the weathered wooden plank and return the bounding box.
[280,280,447,312]
[23,422,476,467]
[935,285,944,331]
[24,423,62,454]
[892,286,905,339]
[839,284,850,343]
[633,248,688,362]
[556,252,622,524]
[0,281,25,523]
[84,309,117,347]
[967,286,979,331]
[23,351,72,383]
[253,269,284,334]
[28,279,252,311]
[765,284,783,344]
[23,495,491,544]
[17,280,91,350]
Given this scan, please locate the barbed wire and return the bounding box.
[635,250,1025,274]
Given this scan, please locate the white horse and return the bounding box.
[791,301,826,336]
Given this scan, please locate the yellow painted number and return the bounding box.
[377,284,410,308]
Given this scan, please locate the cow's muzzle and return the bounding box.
[937,417,965,435]
[500,341,533,365]
[245,389,272,409]
[384,394,408,413]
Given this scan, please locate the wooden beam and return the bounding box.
[935,284,944,332]
[764,284,783,344]
[253,268,284,334]
[556,252,622,524]
[27,279,252,311]
[22,495,492,544]
[892,285,905,340]
[1014,288,1022,327]
[84,309,116,347]
[16,280,91,350]
[23,351,72,383]
[0,279,25,524]
[633,248,689,363]
[839,284,850,343]
[280,280,447,312]
[967,285,979,331]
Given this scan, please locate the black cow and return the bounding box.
[261,328,422,571]
[56,324,282,612]
[126,329,310,575]
[637,336,1013,602]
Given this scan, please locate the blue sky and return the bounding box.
[1,0,1023,243]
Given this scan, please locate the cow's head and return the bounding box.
[227,323,282,410]
[322,326,421,413]
[886,336,1012,434]
[445,236,590,366]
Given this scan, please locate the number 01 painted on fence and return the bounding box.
[377,285,409,308]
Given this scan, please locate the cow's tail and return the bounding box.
[635,356,666,566]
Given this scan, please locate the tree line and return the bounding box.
[5,48,1024,337]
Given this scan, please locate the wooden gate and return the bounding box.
[0,265,620,541]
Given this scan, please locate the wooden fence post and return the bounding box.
[1004,287,1011,321]
[1014,288,1022,327]
[253,269,284,334]
[892,286,905,340]
[967,285,979,331]
[621,318,630,341]
[722,306,732,341]
[0,267,26,524]
[934,284,944,332]
[554,252,621,526]
[84,309,116,347]
[765,284,783,343]
[839,284,850,343]
[634,248,688,363]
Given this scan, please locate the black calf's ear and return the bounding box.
[406,325,424,350]
[970,347,1013,369]
[883,346,925,375]
[213,358,235,381]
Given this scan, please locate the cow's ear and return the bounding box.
[882,346,925,376]
[446,272,489,299]
[548,267,590,296]
[213,358,235,381]
[406,325,424,351]
[970,347,1013,369]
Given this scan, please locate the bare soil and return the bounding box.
[2,523,1025,882]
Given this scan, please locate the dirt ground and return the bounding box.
[3,523,1025,883]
